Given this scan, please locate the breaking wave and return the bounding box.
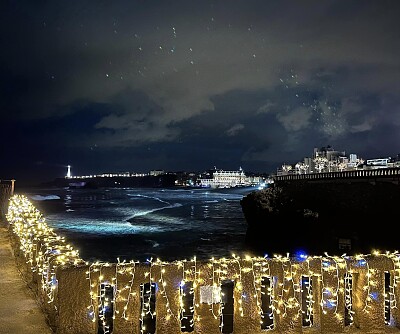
[30,195,61,201]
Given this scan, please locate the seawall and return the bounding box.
[5,193,400,334]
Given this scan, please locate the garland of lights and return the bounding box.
[248,256,274,329]
[86,263,96,322]
[97,262,110,334]
[344,270,354,325]
[6,195,85,312]
[179,260,195,330]
[119,259,138,321]
[275,255,300,319]
[210,258,222,321]
[140,258,154,334]
[354,254,372,313]
[389,252,400,313]
[6,194,400,333]
[192,256,201,324]
[320,256,339,315]
[232,254,244,317]
[155,258,177,321]
[250,256,264,324]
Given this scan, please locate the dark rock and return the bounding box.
[240,180,400,257]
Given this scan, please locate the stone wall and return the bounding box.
[0,180,14,219]
[5,194,400,334]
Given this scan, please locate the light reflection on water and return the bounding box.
[25,187,256,262]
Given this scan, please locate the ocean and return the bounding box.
[20,186,257,263]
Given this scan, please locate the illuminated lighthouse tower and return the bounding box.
[66,165,72,178]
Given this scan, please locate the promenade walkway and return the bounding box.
[0,221,54,334]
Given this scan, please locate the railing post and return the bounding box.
[55,265,95,334]
[152,262,183,334]
[271,260,302,333]
[318,257,348,333]
[228,259,260,334]
[10,179,15,195]
[350,257,387,332]
[194,262,222,333]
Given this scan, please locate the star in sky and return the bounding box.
[0,0,399,185]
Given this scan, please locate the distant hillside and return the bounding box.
[48,174,177,188]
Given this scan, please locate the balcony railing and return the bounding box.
[274,168,400,183]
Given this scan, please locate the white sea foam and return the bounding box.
[223,196,242,202]
[146,240,160,248]
[128,193,171,205]
[132,212,187,228]
[45,216,162,235]
[129,202,182,218]
[30,195,61,201]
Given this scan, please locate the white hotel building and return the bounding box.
[199,168,261,188]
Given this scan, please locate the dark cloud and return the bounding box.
[1,0,399,185]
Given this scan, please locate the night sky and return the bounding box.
[1,0,399,186]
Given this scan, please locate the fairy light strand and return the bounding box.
[6,194,400,333]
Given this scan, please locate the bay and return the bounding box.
[21,186,256,263]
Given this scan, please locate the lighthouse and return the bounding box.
[66,165,72,178]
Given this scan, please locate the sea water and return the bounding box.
[22,187,256,263]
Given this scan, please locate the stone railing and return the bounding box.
[274,168,400,184]
[5,195,400,334]
[0,179,14,219]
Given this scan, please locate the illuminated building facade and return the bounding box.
[199,167,253,188]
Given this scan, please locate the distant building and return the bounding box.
[277,145,365,175]
[149,170,165,176]
[199,167,257,188]
[311,145,347,172]
[313,145,345,161]
[303,157,313,174]
[349,154,357,163]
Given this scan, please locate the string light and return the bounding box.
[6,194,400,333]
[6,194,85,309]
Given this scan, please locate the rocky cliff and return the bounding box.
[240,180,400,257]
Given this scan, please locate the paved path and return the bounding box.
[0,222,54,334]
